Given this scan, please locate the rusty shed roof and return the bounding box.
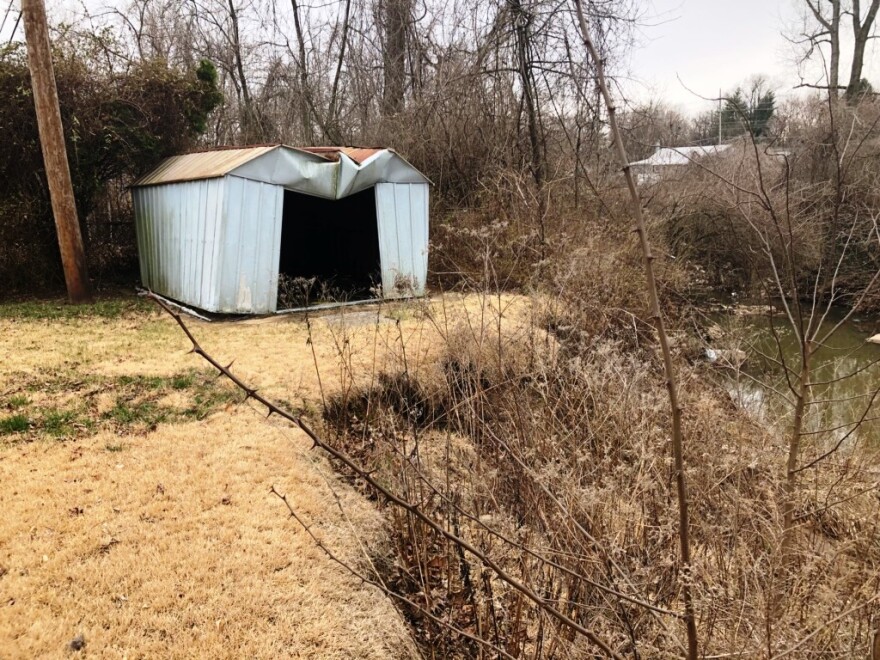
[132,145,280,187]
[297,146,384,164]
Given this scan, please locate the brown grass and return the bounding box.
[6,289,876,658]
[0,298,502,658]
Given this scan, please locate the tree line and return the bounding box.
[0,0,877,294]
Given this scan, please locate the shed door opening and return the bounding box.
[277,187,381,308]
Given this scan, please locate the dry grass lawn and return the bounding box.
[0,293,528,658]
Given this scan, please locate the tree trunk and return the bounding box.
[805,0,841,100]
[782,344,810,556]
[327,0,352,141]
[382,0,409,116]
[290,0,313,142]
[845,0,880,100]
[509,0,546,251]
[228,0,257,141]
[510,0,543,189]
[829,1,841,101]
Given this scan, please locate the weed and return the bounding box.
[0,414,31,434]
[6,395,30,409]
[184,386,234,420]
[312,288,880,658]
[171,373,194,390]
[117,374,167,390]
[2,369,231,440]
[42,409,91,438]
[104,370,233,427]
[117,371,197,392]
[105,400,164,427]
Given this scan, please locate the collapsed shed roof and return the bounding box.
[132,144,428,200]
[298,146,384,163]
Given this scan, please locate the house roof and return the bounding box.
[630,145,731,168]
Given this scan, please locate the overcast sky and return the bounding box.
[624,0,880,115]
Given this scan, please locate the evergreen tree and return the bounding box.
[720,89,748,139]
[720,78,776,140]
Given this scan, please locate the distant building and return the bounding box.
[629,145,731,184]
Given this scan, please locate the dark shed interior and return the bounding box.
[277,188,382,307]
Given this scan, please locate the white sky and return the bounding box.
[623,0,880,115]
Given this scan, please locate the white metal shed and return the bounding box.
[130,144,430,314]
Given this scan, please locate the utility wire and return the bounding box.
[0,0,14,35]
[7,10,20,46]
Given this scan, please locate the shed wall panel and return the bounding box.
[375,183,429,297]
[215,177,283,313]
[408,183,430,292]
[132,179,225,311]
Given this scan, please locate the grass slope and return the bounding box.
[0,296,421,659]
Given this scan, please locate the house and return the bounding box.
[629,145,731,184]
[130,145,430,314]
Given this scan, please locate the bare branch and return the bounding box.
[571,3,698,658]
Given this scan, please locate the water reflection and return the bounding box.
[722,310,880,443]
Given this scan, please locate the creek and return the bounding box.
[720,308,880,444]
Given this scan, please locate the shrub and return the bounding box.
[0,43,221,293]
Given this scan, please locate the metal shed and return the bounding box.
[130,145,430,314]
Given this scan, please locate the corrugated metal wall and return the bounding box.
[134,177,428,313]
[215,176,284,313]
[375,183,429,297]
[133,177,283,313]
[133,179,225,311]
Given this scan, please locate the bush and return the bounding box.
[0,43,221,293]
[317,279,879,656]
[653,100,880,310]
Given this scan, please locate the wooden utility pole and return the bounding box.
[21,0,92,303]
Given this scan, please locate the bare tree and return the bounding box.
[795,0,880,101]
[688,94,880,560]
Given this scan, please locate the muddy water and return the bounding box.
[723,309,880,443]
